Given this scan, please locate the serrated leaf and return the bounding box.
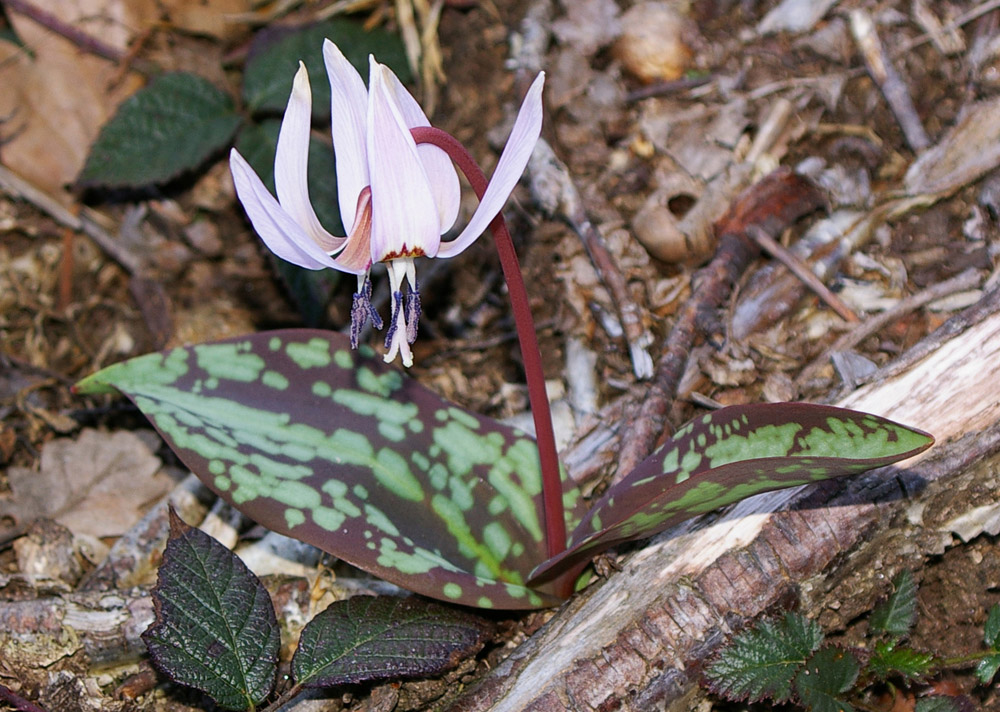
[975,653,1000,684]
[142,509,279,711]
[705,612,824,703]
[793,645,859,712]
[293,596,490,687]
[915,696,965,712]
[867,640,933,680]
[983,604,1000,648]
[242,19,410,117]
[79,73,242,188]
[530,404,933,584]
[234,121,341,325]
[75,330,585,610]
[870,570,918,638]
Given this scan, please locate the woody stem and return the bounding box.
[411,127,568,565]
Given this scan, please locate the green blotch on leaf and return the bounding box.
[286,508,306,528]
[373,448,424,502]
[286,339,333,368]
[196,343,265,383]
[262,370,289,390]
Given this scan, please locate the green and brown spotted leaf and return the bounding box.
[528,403,932,584]
[75,330,584,609]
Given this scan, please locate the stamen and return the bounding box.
[405,279,420,344]
[384,290,402,352]
[350,275,381,349]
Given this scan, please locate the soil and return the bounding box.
[2,0,1000,710]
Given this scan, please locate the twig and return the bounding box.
[746,224,858,324]
[0,683,49,712]
[528,139,654,379]
[3,0,124,64]
[801,267,990,390]
[613,169,825,483]
[0,164,141,275]
[850,9,931,152]
[625,74,714,103]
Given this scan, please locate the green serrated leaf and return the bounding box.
[75,330,585,610]
[867,640,933,680]
[870,570,918,638]
[234,121,341,325]
[242,18,410,117]
[983,604,1000,648]
[975,653,1000,684]
[79,72,242,188]
[793,645,859,712]
[530,404,933,584]
[915,696,964,712]
[705,612,824,703]
[142,509,279,711]
[294,596,490,687]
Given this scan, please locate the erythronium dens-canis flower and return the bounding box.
[230,39,544,367]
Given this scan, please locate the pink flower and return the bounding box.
[230,39,544,366]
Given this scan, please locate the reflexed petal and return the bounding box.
[323,39,371,231]
[367,59,441,260]
[274,62,345,253]
[230,149,338,270]
[437,72,545,258]
[380,62,460,233]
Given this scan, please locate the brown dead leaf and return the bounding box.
[158,0,254,39]
[0,0,152,199]
[0,428,173,539]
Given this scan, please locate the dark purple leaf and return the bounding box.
[293,596,491,687]
[143,509,279,710]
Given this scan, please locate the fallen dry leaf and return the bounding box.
[0,0,151,199]
[0,428,173,539]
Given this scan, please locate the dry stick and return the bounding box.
[411,127,568,574]
[796,267,984,387]
[528,139,654,379]
[613,169,826,483]
[850,9,931,153]
[3,0,124,63]
[0,164,141,275]
[746,224,859,324]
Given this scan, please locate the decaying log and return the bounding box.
[448,285,1000,711]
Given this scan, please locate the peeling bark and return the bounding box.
[447,287,1000,711]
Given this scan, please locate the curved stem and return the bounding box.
[411,126,567,564]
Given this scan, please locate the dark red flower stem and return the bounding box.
[411,126,567,563]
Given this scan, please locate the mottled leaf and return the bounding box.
[793,645,859,712]
[530,403,932,584]
[705,612,823,703]
[242,18,410,117]
[870,570,918,638]
[79,72,242,188]
[143,509,279,711]
[293,596,490,687]
[867,641,933,680]
[76,330,584,609]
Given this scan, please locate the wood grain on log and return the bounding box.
[448,288,1000,711]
